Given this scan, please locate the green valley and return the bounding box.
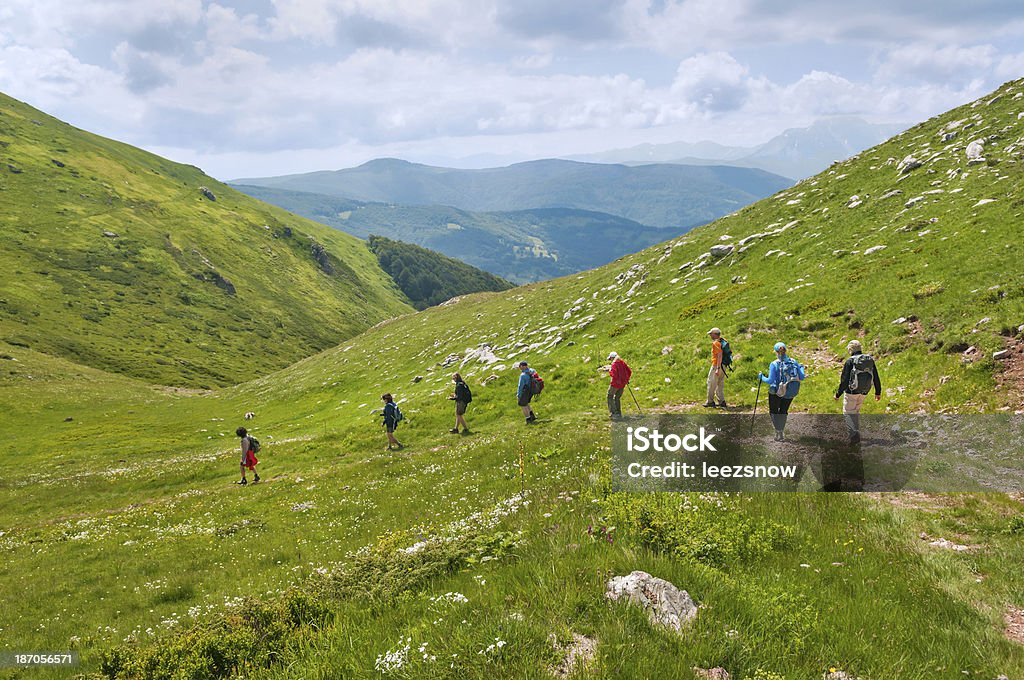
[2,79,1024,680]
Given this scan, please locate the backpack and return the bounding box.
[848,354,876,395]
[455,381,472,403]
[248,436,261,454]
[775,358,803,399]
[531,371,545,395]
[720,339,734,371]
[394,404,404,424]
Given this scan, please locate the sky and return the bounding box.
[1,0,1023,180]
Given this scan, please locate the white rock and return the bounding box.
[863,245,887,256]
[709,244,734,258]
[606,571,698,634]
[973,198,996,207]
[897,155,922,173]
[966,140,985,160]
[994,350,1011,360]
[905,196,924,208]
[846,195,862,208]
[880,189,902,199]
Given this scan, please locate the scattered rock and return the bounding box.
[63,416,73,422]
[709,245,734,258]
[897,155,922,174]
[977,317,992,327]
[440,353,462,368]
[244,412,255,420]
[310,242,334,274]
[461,344,501,366]
[994,350,1010,361]
[199,186,217,201]
[661,346,673,355]
[51,158,65,168]
[102,231,119,238]
[482,374,499,386]
[605,571,698,634]
[921,533,971,552]
[1006,607,1024,645]
[824,672,861,680]
[966,140,985,163]
[892,317,907,325]
[549,633,597,678]
[412,375,423,383]
[7,164,22,174]
[880,189,903,200]
[693,668,730,680]
[941,131,957,142]
[974,198,997,207]
[905,196,924,208]
[863,245,887,256]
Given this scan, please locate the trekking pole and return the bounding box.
[750,375,762,435]
[627,384,643,416]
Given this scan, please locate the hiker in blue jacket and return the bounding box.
[758,342,806,441]
[517,361,537,424]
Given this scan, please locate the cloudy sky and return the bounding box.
[1,0,1022,179]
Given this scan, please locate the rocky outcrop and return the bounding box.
[606,571,698,634]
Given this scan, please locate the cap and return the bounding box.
[518,361,529,367]
[707,327,722,336]
[607,351,618,360]
[773,342,787,352]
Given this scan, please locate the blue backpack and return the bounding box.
[775,358,804,399]
[720,339,734,372]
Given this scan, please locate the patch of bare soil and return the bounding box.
[993,336,1024,412]
[1005,606,1024,645]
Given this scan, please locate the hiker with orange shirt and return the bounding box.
[704,327,728,408]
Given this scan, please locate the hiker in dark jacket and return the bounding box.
[381,393,404,450]
[758,342,806,441]
[606,351,632,419]
[517,361,537,424]
[449,373,472,435]
[834,340,881,444]
[235,427,260,485]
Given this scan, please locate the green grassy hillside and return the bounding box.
[1,81,1024,679]
[234,184,693,282]
[233,157,792,228]
[0,93,412,387]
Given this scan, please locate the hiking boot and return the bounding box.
[773,431,782,441]
[253,474,260,484]
[849,432,861,445]
[460,429,471,435]
[717,402,728,408]
[526,413,536,423]
[235,479,247,485]
[449,428,460,434]
[703,402,716,408]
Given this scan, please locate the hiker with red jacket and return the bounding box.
[235,427,260,485]
[606,351,632,419]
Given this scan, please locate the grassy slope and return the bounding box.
[233,184,691,283]
[0,93,411,388]
[233,158,793,228]
[2,81,1024,678]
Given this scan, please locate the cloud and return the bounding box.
[671,52,760,112]
[496,0,626,41]
[875,44,999,87]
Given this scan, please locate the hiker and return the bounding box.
[606,351,632,419]
[704,327,730,408]
[834,340,881,444]
[758,342,806,441]
[449,372,472,434]
[517,361,538,424]
[235,427,260,485]
[381,393,404,450]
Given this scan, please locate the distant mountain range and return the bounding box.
[232,158,791,229]
[232,184,689,283]
[568,117,908,180]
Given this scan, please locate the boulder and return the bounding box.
[482,374,499,386]
[412,375,423,383]
[966,140,985,161]
[661,346,673,355]
[994,350,1011,361]
[709,244,734,258]
[846,195,862,208]
[51,158,65,168]
[897,156,922,174]
[880,189,902,200]
[863,245,887,256]
[605,571,698,633]
[440,353,462,368]
[199,186,217,201]
[461,344,501,366]
[905,196,924,208]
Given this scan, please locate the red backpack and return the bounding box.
[531,371,545,394]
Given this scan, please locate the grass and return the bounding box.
[0,92,412,388]
[2,81,1024,678]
